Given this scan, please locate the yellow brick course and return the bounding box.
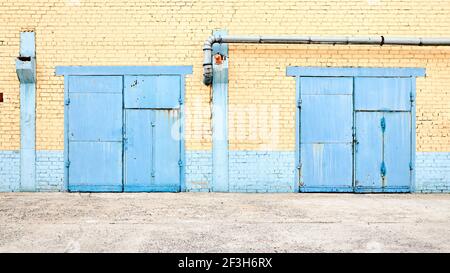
[0,0,449,152]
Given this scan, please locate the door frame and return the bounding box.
[287,67,426,193]
[56,66,193,192]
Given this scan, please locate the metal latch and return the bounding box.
[380,117,386,132]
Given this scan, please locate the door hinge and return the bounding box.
[64,98,70,105]
[380,161,387,177]
[410,92,415,103]
[297,163,304,187]
[123,137,128,149]
[178,97,184,105]
[151,121,156,127]
[409,162,414,171]
[380,117,386,133]
[178,160,183,167]
[151,171,156,177]
[297,99,302,109]
[65,160,70,168]
[354,138,359,152]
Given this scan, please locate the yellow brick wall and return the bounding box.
[0,0,449,152]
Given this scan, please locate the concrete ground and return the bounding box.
[0,193,449,253]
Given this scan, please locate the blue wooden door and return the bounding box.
[68,76,123,192]
[299,77,354,192]
[124,109,181,192]
[354,78,412,192]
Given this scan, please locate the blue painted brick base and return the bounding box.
[0,150,64,192]
[0,151,20,191]
[229,151,296,192]
[36,150,64,191]
[416,152,450,193]
[186,150,296,192]
[1,150,449,192]
[185,150,212,192]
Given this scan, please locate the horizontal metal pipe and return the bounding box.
[203,35,450,85]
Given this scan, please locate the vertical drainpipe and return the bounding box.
[16,32,36,192]
[211,29,229,192]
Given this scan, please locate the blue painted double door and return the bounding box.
[299,77,413,192]
[67,75,182,192]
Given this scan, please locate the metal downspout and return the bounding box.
[16,32,37,191]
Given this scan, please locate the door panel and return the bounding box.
[300,143,353,192]
[68,93,122,141]
[124,110,154,190]
[68,76,123,192]
[299,77,353,191]
[300,77,353,95]
[153,110,181,188]
[301,95,353,143]
[124,109,181,192]
[355,78,411,111]
[384,112,411,189]
[124,75,181,109]
[69,142,122,192]
[355,112,383,189]
[68,76,122,93]
[355,112,411,192]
